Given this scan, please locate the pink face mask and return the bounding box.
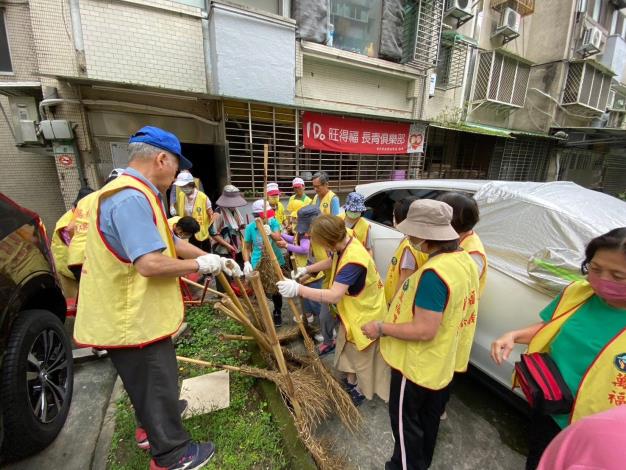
[588,271,626,303]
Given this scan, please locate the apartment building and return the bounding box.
[423,0,626,193]
[0,0,624,232]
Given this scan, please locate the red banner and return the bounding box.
[302,112,424,155]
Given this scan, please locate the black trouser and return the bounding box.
[108,338,190,466]
[526,412,561,470]
[272,293,283,315]
[387,369,449,470]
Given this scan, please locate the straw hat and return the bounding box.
[396,199,458,241]
[216,185,247,208]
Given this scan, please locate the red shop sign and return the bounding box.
[302,112,424,155]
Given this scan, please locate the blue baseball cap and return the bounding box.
[128,126,192,170]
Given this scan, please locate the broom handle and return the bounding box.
[248,273,292,383]
[214,301,273,353]
[254,218,314,350]
[216,272,246,317]
[181,276,224,298]
[176,355,241,373]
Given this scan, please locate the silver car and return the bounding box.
[356,179,626,392]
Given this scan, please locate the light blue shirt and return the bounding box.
[244,218,285,268]
[315,193,341,216]
[99,167,168,262]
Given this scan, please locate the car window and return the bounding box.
[363,188,473,227]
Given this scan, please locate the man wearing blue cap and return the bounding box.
[74,126,240,470]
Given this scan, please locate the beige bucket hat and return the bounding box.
[396,199,459,241]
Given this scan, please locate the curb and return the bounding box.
[92,376,124,470]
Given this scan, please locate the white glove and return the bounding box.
[223,258,243,278]
[277,279,300,298]
[291,267,309,280]
[196,254,222,275]
[263,224,272,236]
[243,261,254,277]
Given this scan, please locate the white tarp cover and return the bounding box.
[473,181,626,293]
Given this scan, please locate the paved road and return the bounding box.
[316,354,530,470]
[5,358,117,470]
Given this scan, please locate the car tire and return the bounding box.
[0,309,74,460]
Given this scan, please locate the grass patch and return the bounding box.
[108,306,288,470]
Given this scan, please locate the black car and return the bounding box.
[0,193,73,460]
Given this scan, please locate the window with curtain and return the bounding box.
[329,0,383,57]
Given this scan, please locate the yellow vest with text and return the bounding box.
[329,238,387,350]
[381,251,479,389]
[293,235,327,285]
[74,175,184,348]
[461,231,488,297]
[50,209,75,279]
[384,237,428,304]
[313,190,337,215]
[521,280,626,424]
[287,194,311,214]
[67,191,99,268]
[176,190,211,241]
[339,214,371,249]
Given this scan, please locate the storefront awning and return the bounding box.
[429,122,558,140]
[550,127,626,148]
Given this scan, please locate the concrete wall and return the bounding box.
[208,2,296,105]
[0,4,66,231]
[79,0,207,92]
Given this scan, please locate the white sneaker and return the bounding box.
[314,333,324,343]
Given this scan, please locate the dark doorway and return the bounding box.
[181,143,221,203]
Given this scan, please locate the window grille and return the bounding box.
[402,0,445,69]
[603,153,626,196]
[487,139,551,181]
[436,33,472,90]
[472,51,530,108]
[562,61,613,114]
[223,101,424,197]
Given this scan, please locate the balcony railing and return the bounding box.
[491,0,534,17]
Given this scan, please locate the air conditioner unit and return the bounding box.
[445,0,472,17]
[499,7,521,35]
[578,26,603,55]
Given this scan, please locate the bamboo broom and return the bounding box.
[253,218,362,433]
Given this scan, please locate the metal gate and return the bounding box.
[488,138,552,181]
[223,100,423,197]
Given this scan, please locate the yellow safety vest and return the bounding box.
[520,280,626,424]
[329,237,387,351]
[383,237,428,304]
[293,235,327,285]
[287,194,311,213]
[174,177,203,204]
[273,201,286,226]
[176,190,211,241]
[66,191,99,268]
[168,216,181,231]
[312,190,337,215]
[74,174,184,348]
[339,214,371,249]
[461,231,488,297]
[50,209,75,279]
[381,251,479,389]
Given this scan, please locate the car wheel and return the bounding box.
[0,309,74,459]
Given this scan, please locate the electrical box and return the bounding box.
[39,120,74,140]
[9,96,40,145]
